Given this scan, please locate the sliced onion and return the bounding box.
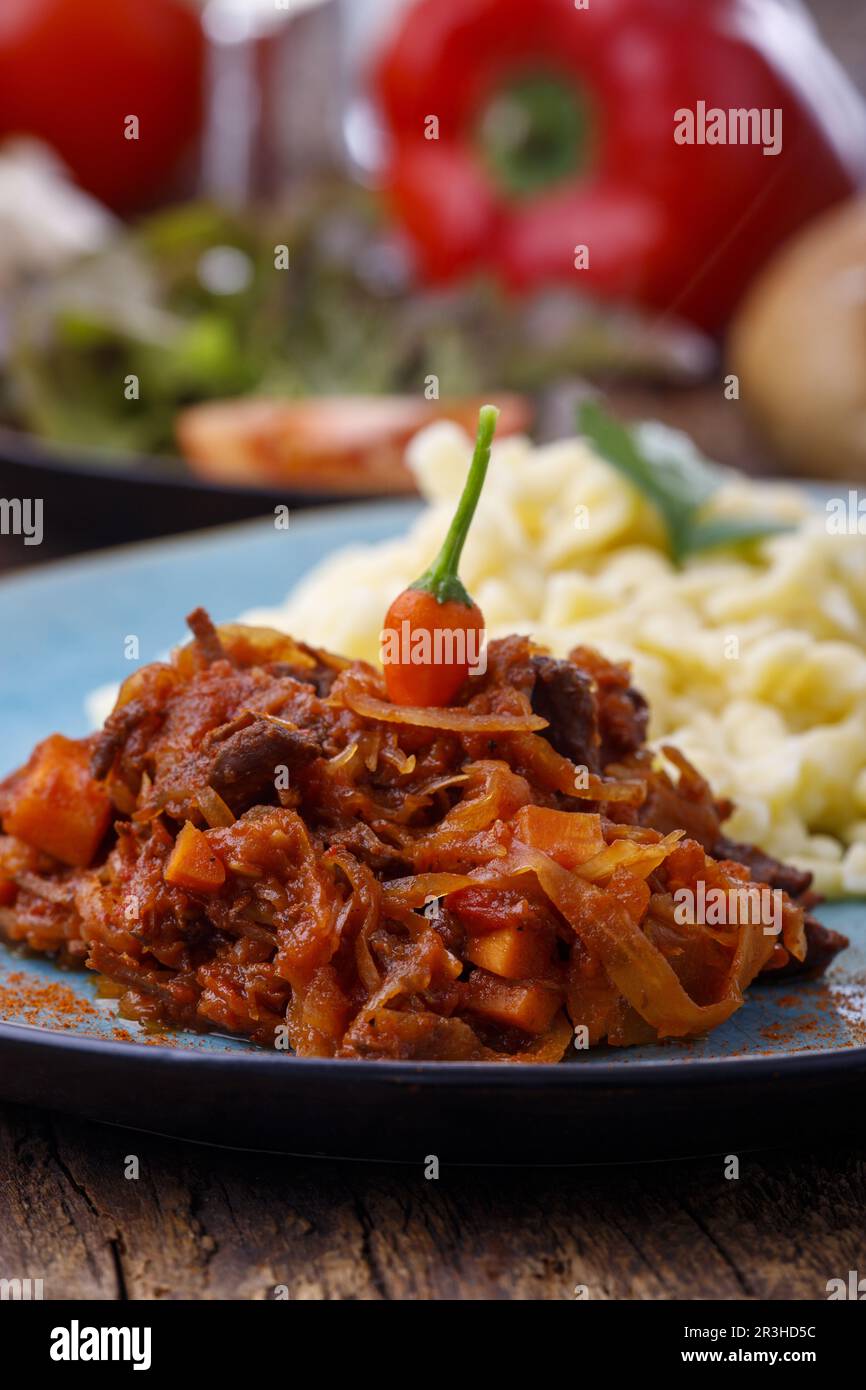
[197,785,236,828]
[341,686,548,734]
[383,873,476,911]
[479,844,775,1040]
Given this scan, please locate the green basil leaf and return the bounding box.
[684,516,794,554]
[579,401,794,564]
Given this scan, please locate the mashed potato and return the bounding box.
[242,421,866,897]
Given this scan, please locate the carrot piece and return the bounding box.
[512,804,606,869]
[3,734,112,868]
[465,926,553,980]
[462,969,562,1035]
[165,822,226,893]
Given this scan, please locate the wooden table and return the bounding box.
[1,1100,863,1300]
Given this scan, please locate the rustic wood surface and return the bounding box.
[0,1099,863,1301]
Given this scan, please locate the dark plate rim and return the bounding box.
[0,498,420,589]
[2,1016,865,1088]
[0,423,416,505]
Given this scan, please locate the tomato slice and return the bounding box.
[0,0,204,209]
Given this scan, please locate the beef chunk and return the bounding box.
[209,719,320,810]
[713,834,813,900]
[568,646,649,765]
[186,607,225,664]
[529,648,650,774]
[712,836,847,979]
[598,683,649,765]
[271,662,339,697]
[318,822,409,874]
[762,913,849,983]
[91,698,157,781]
[530,656,600,770]
[634,747,726,849]
[801,914,849,978]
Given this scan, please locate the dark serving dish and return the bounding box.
[0,426,386,554]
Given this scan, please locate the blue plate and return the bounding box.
[0,506,864,1162]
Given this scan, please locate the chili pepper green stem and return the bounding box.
[412,404,500,606]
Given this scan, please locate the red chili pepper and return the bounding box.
[375,0,866,330]
[382,405,498,707]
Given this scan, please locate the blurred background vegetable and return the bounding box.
[374,0,866,329]
[178,392,529,492]
[729,197,866,482]
[0,191,709,458]
[0,0,204,210]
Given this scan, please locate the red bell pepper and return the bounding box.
[374,0,866,329]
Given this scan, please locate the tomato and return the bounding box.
[0,0,204,210]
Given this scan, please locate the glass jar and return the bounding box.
[337,0,414,179]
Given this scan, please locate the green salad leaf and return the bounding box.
[578,400,793,564]
[2,182,712,459]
